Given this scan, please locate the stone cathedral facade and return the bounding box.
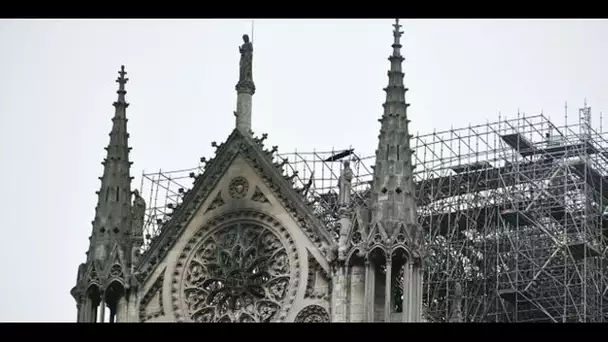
[70,20,425,323]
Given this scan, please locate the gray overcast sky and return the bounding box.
[0,19,606,322]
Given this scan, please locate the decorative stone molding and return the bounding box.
[85,262,101,289]
[139,269,165,322]
[251,186,270,204]
[228,176,249,199]
[305,250,329,299]
[205,192,225,213]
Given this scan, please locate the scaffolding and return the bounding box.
[415,107,607,322]
[138,165,203,250]
[139,148,375,248]
[138,105,607,323]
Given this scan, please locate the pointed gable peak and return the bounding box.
[135,129,335,283]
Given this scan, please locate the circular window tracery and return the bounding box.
[294,305,330,323]
[228,176,249,199]
[175,218,295,322]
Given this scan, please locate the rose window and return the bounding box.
[178,222,292,322]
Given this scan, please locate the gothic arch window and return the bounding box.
[172,211,299,323]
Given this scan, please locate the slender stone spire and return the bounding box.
[234,34,255,135]
[88,65,135,262]
[71,66,140,323]
[370,19,417,237]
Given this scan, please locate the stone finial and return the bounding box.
[393,19,403,43]
[116,65,129,104]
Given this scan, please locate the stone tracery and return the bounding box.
[228,176,249,199]
[174,215,296,322]
[294,305,330,323]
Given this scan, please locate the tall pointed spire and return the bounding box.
[370,18,417,237]
[234,34,255,135]
[72,65,140,323]
[86,65,135,261]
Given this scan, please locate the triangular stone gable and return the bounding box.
[346,210,369,246]
[85,261,102,288]
[368,221,388,244]
[135,128,334,289]
[104,244,126,285]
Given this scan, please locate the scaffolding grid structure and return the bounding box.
[138,105,607,323]
[414,106,607,323]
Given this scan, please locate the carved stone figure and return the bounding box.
[131,189,146,236]
[338,161,353,207]
[238,34,253,86]
[337,161,354,261]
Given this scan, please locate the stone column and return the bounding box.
[116,295,128,322]
[407,262,415,322]
[91,299,98,323]
[127,291,139,322]
[344,265,351,322]
[330,266,338,322]
[415,267,423,322]
[334,266,347,322]
[99,297,106,323]
[401,261,411,322]
[349,265,366,322]
[84,298,93,322]
[330,265,347,322]
[76,299,85,323]
[235,92,253,134]
[384,259,392,322]
[364,260,375,322]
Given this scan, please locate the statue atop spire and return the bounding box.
[234,34,255,135]
[236,34,255,94]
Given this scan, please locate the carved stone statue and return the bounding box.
[238,34,253,86]
[338,161,353,207]
[322,242,338,264]
[131,189,146,236]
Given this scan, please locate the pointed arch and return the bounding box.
[368,245,388,263]
[368,221,388,244]
[390,245,412,263]
[104,280,127,323]
[347,249,365,267]
[84,284,101,322]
